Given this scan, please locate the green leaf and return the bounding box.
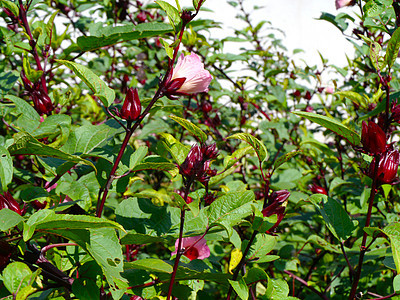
[77,22,173,51]
[370,41,384,70]
[266,278,292,299]
[23,55,43,84]
[131,155,178,175]
[170,115,207,143]
[384,223,400,273]
[273,150,301,171]
[207,191,255,236]
[223,146,254,170]
[2,262,33,295]
[159,38,174,59]
[394,274,400,292]
[309,194,356,241]
[56,60,115,107]
[125,259,173,273]
[244,267,269,285]
[246,233,277,261]
[334,91,369,109]
[0,146,12,192]
[293,111,360,146]
[386,27,400,69]
[72,278,99,300]
[364,0,386,17]
[227,133,268,162]
[120,232,166,245]
[228,278,249,300]
[26,210,124,232]
[0,209,24,231]
[0,0,19,17]
[8,131,95,171]
[159,133,190,165]
[156,0,181,32]
[5,95,40,123]
[129,146,148,169]
[61,120,123,155]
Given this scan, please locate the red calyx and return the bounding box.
[120,88,141,121]
[361,121,386,155]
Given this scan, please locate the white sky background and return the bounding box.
[175,0,356,68]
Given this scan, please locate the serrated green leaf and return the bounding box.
[0,146,12,192]
[0,209,24,231]
[207,191,254,235]
[2,262,32,295]
[156,0,181,32]
[129,146,148,169]
[125,258,173,273]
[8,131,96,171]
[246,233,276,260]
[293,111,360,145]
[386,27,400,69]
[77,22,173,51]
[364,0,386,17]
[227,133,268,162]
[394,274,400,292]
[170,115,207,143]
[5,95,40,123]
[370,41,384,70]
[309,194,355,241]
[384,223,400,273]
[159,38,174,59]
[131,155,178,173]
[56,60,115,107]
[224,146,254,170]
[243,267,269,285]
[334,91,369,108]
[273,150,301,170]
[228,278,248,300]
[0,0,19,17]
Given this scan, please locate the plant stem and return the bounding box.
[284,270,329,300]
[226,230,258,300]
[348,155,380,299]
[166,180,192,300]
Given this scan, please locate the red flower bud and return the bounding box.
[308,184,328,195]
[361,121,386,155]
[305,91,312,100]
[136,11,147,22]
[120,88,141,121]
[201,143,219,160]
[369,148,399,184]
[392,102,400,123]
[293,90,301,97]
[201,101,213,113]
[179,144,204,179]
[0,192,21,215]
[262,190,289,232]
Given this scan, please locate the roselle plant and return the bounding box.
[2,0,400,299]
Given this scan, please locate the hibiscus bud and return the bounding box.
[308,184,328,195]
[262,190,289,232]
[201,143,219,160]
[136,11,147,22]
[305,91,312,100]
[179,144,204,179]
[361,121,386,155]
[201,101,213,113]
[0,192,21,215]
[120,88,141,121]
[171,236,210,261]
[293,90,301,97]
[165,53,212,99]
[181,10,193,24]
[369,148,400,184]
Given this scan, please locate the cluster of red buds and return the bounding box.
[118,88,142,122]
[361,120,400,184]
[21,71,53,115]
[0,192,21,215]
[179,143,219,185]
[262,190,290,233]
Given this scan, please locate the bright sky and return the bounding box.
[175,0,356,68]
